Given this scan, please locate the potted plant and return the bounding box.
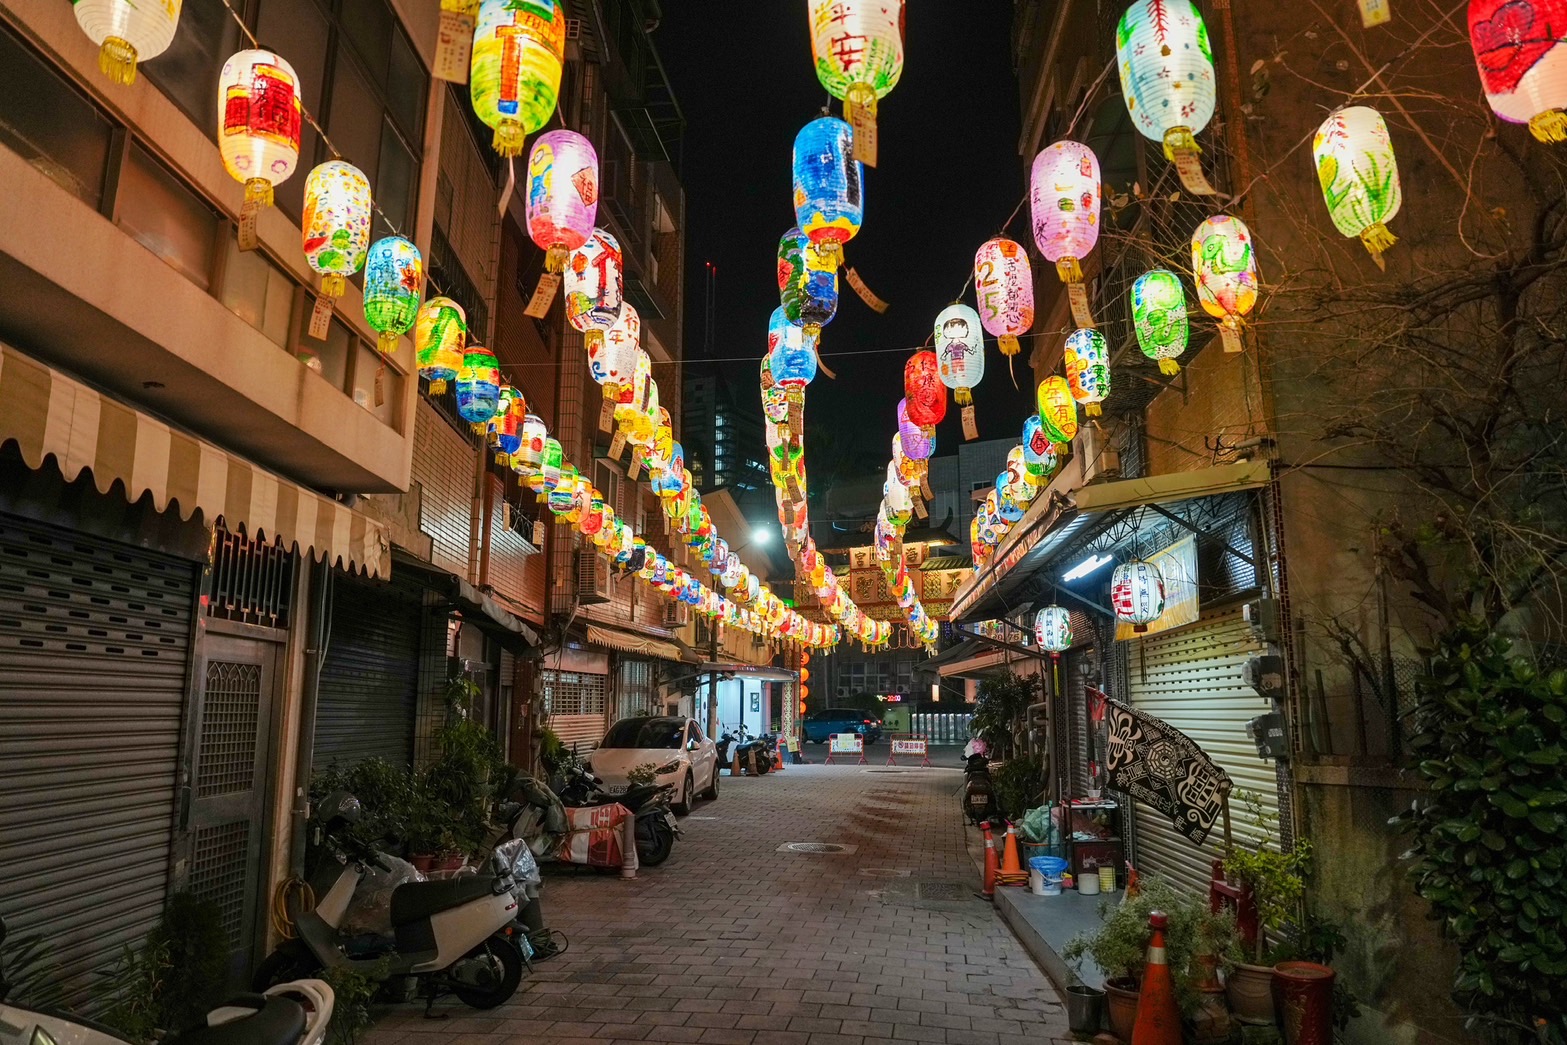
[1268,916,1358,1045]
[1221,791,1312,1026]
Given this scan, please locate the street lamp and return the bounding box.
[751,525,773,545]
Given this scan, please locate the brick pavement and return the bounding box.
[364,759,1072,1045]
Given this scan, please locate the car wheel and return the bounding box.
[673,772,693,816]
[702,763,719,800]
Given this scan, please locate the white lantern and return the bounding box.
[1034,605,1072,653]
[74,0,182,85]
[218,49,303,210]
[1112,560,1166,633]
[1116,0,1217,160]
[1313,106,1402,259]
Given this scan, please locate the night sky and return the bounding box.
[657,3,1037,474]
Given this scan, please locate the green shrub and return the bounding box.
[990,752,1045,820]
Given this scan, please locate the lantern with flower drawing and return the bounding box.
[1112,559,1166,633]
[973,237,1034,359]
[470,0,565,157]
[565,228,624,349]
[778,227,838,338]
[526,130,598,272]
[1131,269,1189,375]
[415,297,466,392]
[903,350,946,428]
[934,304,985,438]
[218,49,302,212]
[1116,0,1216,164]
[74,0,181,85]
[793,117,864,266]
[1036,376,1078,448]
[1468,0,1567,141]
[1030,141,1101,286]
[301,161,371,298]
[1313,106,1402,259]
[1064,328,1111,417]
[807,0,904,153]
[364,237,423,354]
[1034,605,1072,654]
[1192,214,1258,354]
[456,346,501,429]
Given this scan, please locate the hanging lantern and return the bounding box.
[526,130,598,272]
[565,228,625,348]
[456,345,501,430]
[1131,270,1190,376]
[1313,106,1402,259]
[934,303,985,438]
[903,351,946,428]
[301,161,371,298]
[973,237,1034,358]
[1034,606,1072,653]
[1112,560,1166,633]
[363,236,423,354]
[1064,328,1111,418]
[1469,1,1567,141]
[1029,141,1101,284]
[806,0,904,158]
[415,297,467,393]
[537,437,563,494]
[793,116,864,267]
[884,462,913,528]
[548,464,577,516]
[519,413,548,473]
[1036,376,1078,448]
[777,227,838,338]
[897,399,935,461]
[74,0,181,85]
[470,0,565,157]
[1191,215,1259,354]
[218,49,302,212]
[492,385,524,463]
[768,306,818,437]
[1022,415,1058,477]
[591,303,640,394]
[994,472,1024,523]
[759,353,790,427]
[1116,0,1217,163]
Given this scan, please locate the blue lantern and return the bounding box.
[792,117,863,267]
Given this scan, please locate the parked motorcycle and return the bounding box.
[718,725,770,776]
[962,739,998,825]
[0,916,333,1045]
[551,759,680,866]
[253,792,526,1013]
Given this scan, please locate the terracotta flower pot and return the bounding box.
[1104,977,1140,1042]
[409,854,436,872]
[1226,961,1278,1025]
[435,854,466,871]
[1273,961,1335,1045]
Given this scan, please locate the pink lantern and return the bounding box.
[973,237,1034,358]
[1029,140,1101,284]
[526,130,599,272]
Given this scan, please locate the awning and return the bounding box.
[950,461,1272,624]
[585,624,690,663]
[697,663,799,682]
[0,343,390,577]
[391,549,539,651]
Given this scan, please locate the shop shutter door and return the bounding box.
[1125,607,1279,897]
[0,513,196,1000]
[314,575,422,769]
[543,669,608,752]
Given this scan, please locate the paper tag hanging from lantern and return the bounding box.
[598,398,615,432]
[845,267,889,313]
[913,496,927,520]
[524,272,561,316]
[607,430,626,460]
[237,202,260,251]
[849,103,879,167]
[1358,0,1390,26]
[532,518,545,545]
[434,0,477,82]
[373,361,385,407]
[1066,282,1095,329]
[308,294,333,340]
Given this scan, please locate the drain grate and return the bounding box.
[777,841,858,854]
[863,768,906,774]
[916,880,974,902]
[859,867,912,878]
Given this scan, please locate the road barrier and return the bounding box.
[886,734,931,767]
[824,732,866,765]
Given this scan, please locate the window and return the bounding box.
[688,719,705,742]
[117,143,221,289]
[353,340,403,428]
[0,24,114,209]
[142,0,241,133]
[219,238,296,345]
[542,670,607,717]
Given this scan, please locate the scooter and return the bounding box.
[252,793,525,1013]
[961,741,998,825]
[719,725,770,776]
[550,761,680,867]
[0,916,333,1045]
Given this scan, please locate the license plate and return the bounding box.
[607,784,628,795]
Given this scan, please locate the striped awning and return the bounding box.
[585,624,688,663]
[0,343,390,578]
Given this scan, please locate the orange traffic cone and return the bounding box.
[1131,911,1182,1045]
[980,823,997,900]
[996,822,1027,886]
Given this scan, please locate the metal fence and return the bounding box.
[908,713,974,745]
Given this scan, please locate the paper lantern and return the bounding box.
[994,473,1024,523]
[218,49,302,210]
[415,296,467,393]
[1034,606,1072,653]
[1131,270,1189,376]
[897,399,935,460]
[1036,376,1078,447]
[1030,140,1101,284]
[973,238,1034,358]
[363,237,423,354]
[778,227,838,337]
[456,346,501,429]
[934,304,985,403]
[759,354,790,426]
[74,0,182,84]
[1116,0,1217,160]
[526,130,598,271]
[1021,415,1058,477]
[1313,106,1402,258]
[1064,328,1111,417]
[519,413,548,472]
[1192,215,1259,354]
[884,463,913,528]
[793,117,864,265]
[538,437,563,493]
[470,0,565,157]
[903,351,946,428]
[807,0,905,130]
[768,307,818,388]
[591,303,640,390]
[301,161,371,297]
[1469,0,1567,141]
[548,465,577,515]
[490,385,523,463]
[1112,559,1166,633]
[565,228,625,346]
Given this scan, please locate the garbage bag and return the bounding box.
[494,837,542,888]
[339,853,425,938]
[1018,805,1054,844]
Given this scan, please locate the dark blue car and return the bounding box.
[803,708,882,744]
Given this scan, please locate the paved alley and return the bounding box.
[365,759,1071,1044]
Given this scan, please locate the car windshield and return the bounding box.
[601,718,685,749]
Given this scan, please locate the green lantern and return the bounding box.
[1131,270,1190,376]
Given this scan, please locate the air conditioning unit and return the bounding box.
[576,551,612,604]
[663,601,689,628]
[1080,423,1122,485]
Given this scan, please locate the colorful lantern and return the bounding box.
[1112,559,1166,633]
[768,307,818,388]
[807,0,905,145]
[519,413,548,472]
[456,346,501,429]
[934,304,985,438]
[793,117,864,265]
[591,303,640,391]
[415,296,466,393]
[526,130,598,271]
[1469,1,1567,141]
[1036,376,1078,447]
[1116,0,1217,160]
[1030,143,1102,294]
[1191,215,1258,353]
[1131,270,1189,376]
[778,227,838,337]
[1313,106,1402,259]
[759,354,790,426]
[897,399,935,461]
[470,0,565,157]
[973,237,1034,358]
[491,385,523,463]
[565,228,624,347]
[218,49,302,210]
[1034,606,1072,653]
[363,236,423,354]
[301,161,371,297]
[1064,328,1111,417]
[538,437,563,493]
[903,351,946,428]
[74,0,182,85]
[1022,415,1058,477]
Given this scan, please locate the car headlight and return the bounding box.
[656,760,682,775]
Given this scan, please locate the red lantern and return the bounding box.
[903,350,946,427]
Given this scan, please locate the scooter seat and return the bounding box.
[170,996,306,1045]
[390,874,497,926]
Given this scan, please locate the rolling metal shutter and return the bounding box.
[0,513,196,999]
[1126,607,1280,897]
[314,574,422,769]
[543,669,608,753]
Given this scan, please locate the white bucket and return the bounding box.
[1029,868,1045,894]
[1078,871,1101,895]
[1042,877,1062,896]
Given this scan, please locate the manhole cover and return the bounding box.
[916,881,974,902]
[863,769,906,774]
[776,842,859,854]
[859,868,912,878]
[687,816,719,820]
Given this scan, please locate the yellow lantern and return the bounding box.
[301,161,371,298]
[469,0,565,158]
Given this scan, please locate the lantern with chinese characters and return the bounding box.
[1030,141,1101,286]
[456,346,501,429]
[301,161,371,297]
[363,237,423,354]
[1469,0,1567,141]
[807,0,904,153]
[590,303,640,392]
[1192,215,1258,354]
[903,350,946,428]
[1112,559,1166,633]
[793,117,864,266]
[1034,605,1072,653]
[973,237,1034,358]
[934,304,985,438]
[526,130,598,271]
[74,0,181,85]
[778,227,838,337]
[415,296,466,392]
[519,413,548,473]
[565,228,624,348]
[1116,0,1216,162]
[470,0,565,157]
[1064,328,1111,417]
[1022,415,1058,477]
[218,49,302,211]
[1131,270,1189,375]
[1036,376,1078,447]
[897,399,935,461]
[1313,106,1402,259]
[759,354,790,427]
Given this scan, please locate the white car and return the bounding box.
[587,716,720,815]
